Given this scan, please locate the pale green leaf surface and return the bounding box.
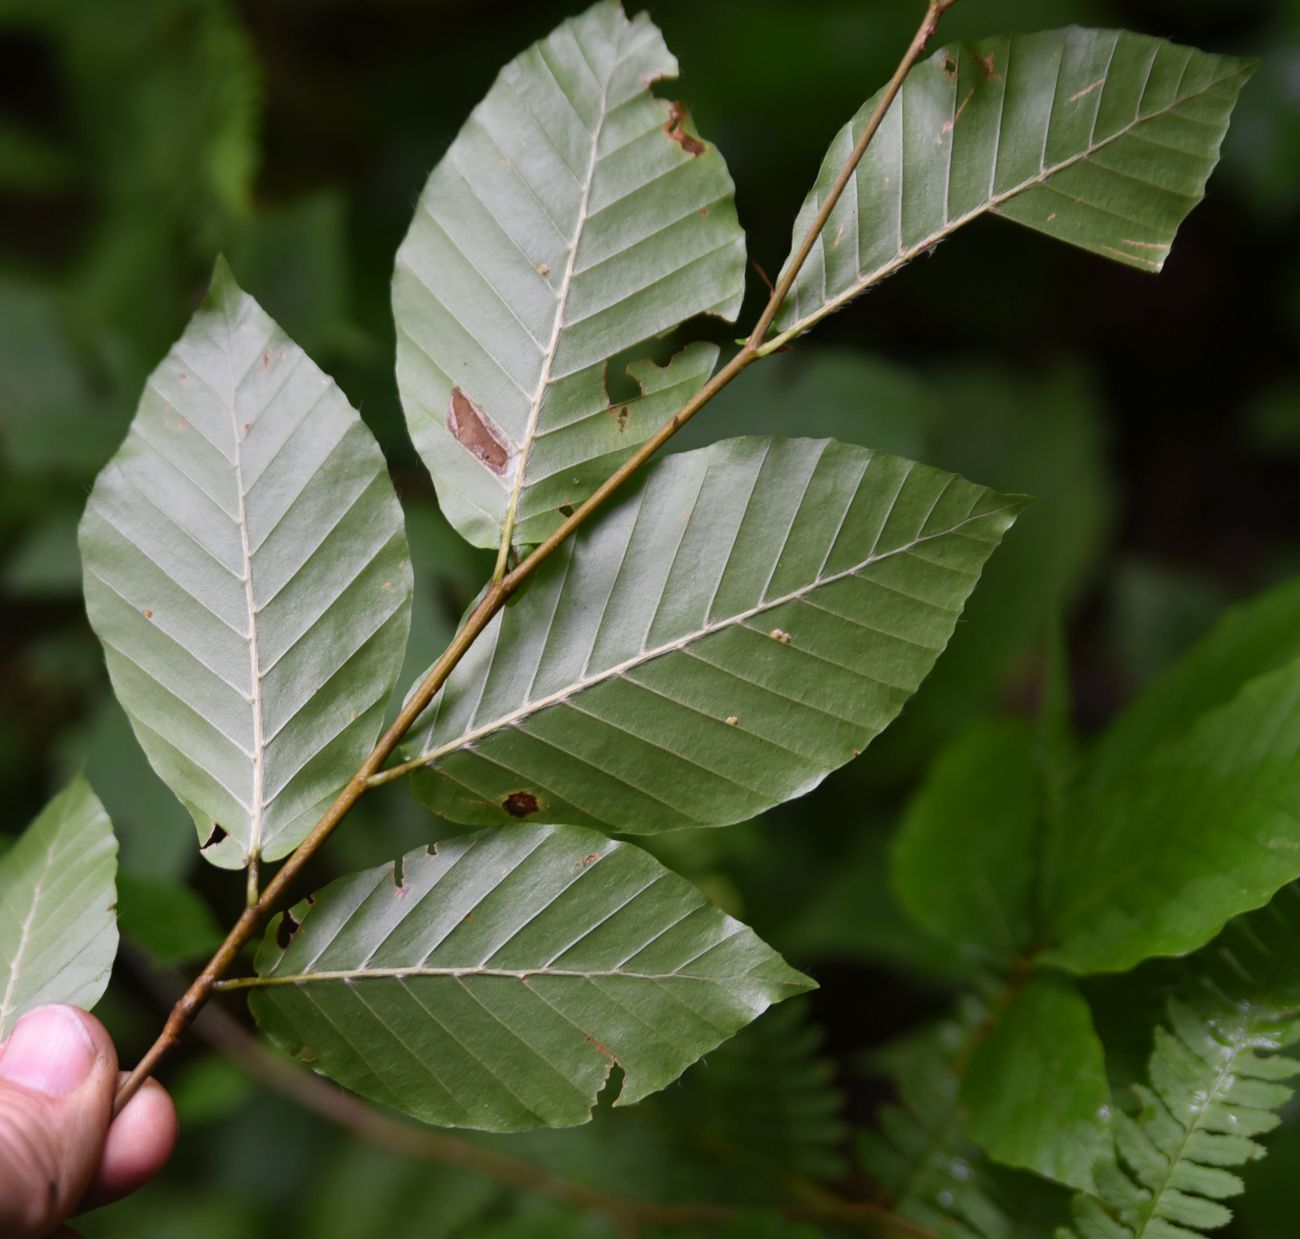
[0,779,118,1039]
[962,972,1113,1194]
[405,437,1025,834]
[247,824,812,1132]
[392,0,744,551]
[80,259,413,869]
[892,718,1042,965]
[773,28,1255,341]
[1046,660,1300,974]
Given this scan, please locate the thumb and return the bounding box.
[0,1005,117,1239]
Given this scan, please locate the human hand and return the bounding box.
[0,1005,177,1238]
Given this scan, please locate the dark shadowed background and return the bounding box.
[1,0,1298,1234]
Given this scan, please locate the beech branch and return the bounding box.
[115,0,958,1115]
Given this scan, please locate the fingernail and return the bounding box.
[0,1006,97,1096]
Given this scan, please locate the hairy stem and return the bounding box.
[115,0,957,1116]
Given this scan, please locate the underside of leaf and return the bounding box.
[80,259,413,869]
[0,779,118,1039]
[246,824,812,1131]
[774,28,1255,342]
[393,0,745,553]
[405,436,1025,834]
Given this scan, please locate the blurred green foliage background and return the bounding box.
[0,0,1297,1234]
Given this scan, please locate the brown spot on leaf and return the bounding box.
[178,372,188,384]
[664,102,706,157]
[537,263,550,277]
[503,791,540,819]
[242,422,252,437]
[448,387,510,475]
[584,1032,616,1060]
[978,53,999,79]
[941,87,975,136]
[262,351,271,371]
[725,715,739,726]
[612,405,629,433]
[142,608,154,619]
[941,52,958,78]
[178,417,189,429]
[698,205,709,218]
[769,628,793,645]
[579,852,602,868]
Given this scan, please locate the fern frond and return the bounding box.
[663,997,848,1198]
[1063,884,1300,1238]
[863,996,1057,1237]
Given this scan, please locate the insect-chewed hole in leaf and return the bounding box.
[447,386,510,475]
[201,822,228,850]
[275,908,303,951]
[502,791,540,819]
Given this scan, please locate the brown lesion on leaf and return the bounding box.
[583,1032,616,1060]
[142,608,154,619]
[941,51,958,79]
[769,628,793,645]
[609,405,629,433]
[448,387,510,475]
[502,790,540,819]
[941,87,976,137]
[663,101,706,157]
[578,853,602,869]
[978,53,1000,80]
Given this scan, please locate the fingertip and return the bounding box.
[82,1077,177,1209]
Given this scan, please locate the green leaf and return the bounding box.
[404,437,1025,834]
[1046,658,1300,973]
[0,779,118,1039]
[392,0,745,553]
[773,29,1255,342]
[892,718,1042,965]
[246,824,812,1132]
[962,972,1113,1194]
[1086,575,1300,793]
[118,873,222,968]
[79,259,413,870]
[1063,884,1300,1238]
[860,1000,994,1235]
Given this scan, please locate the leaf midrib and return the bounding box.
[225,964,806,990]
[424,503,1015,765]
[224,290,266,867]
[496,48,613,560]
[780,55,1248,343]
[0,841,58,1032]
